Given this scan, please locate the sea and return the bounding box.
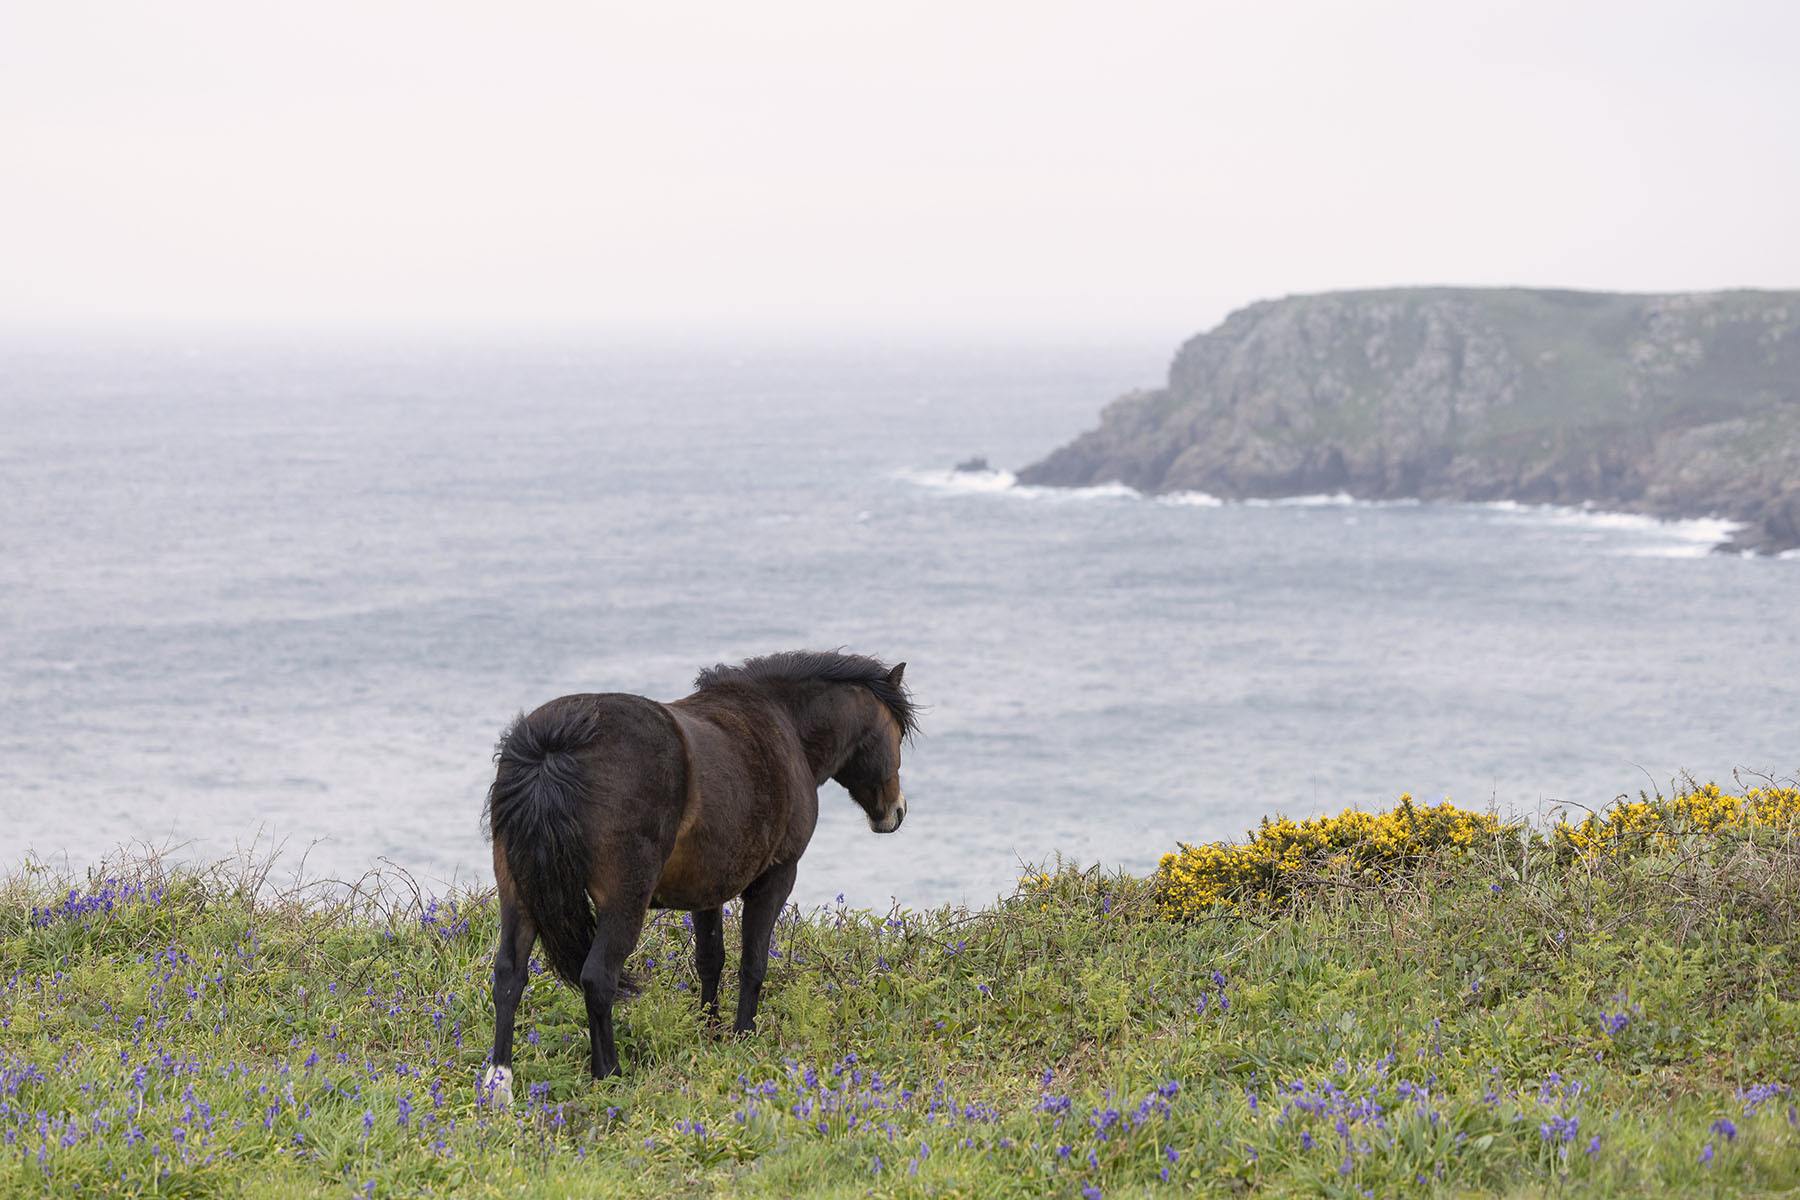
[4,336,1798,909]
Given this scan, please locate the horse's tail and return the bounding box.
[486,706,604,988]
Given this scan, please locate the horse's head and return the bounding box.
[832,662,908,834]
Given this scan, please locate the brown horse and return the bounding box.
[480,651,914,1102]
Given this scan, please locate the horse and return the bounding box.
[479,650,915,1103]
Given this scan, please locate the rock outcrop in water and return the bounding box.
[1019,288,1800,553]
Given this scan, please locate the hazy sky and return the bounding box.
[3,1,1796,339]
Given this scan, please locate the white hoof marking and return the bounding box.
[481,1064,514,1107]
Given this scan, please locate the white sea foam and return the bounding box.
[1474,501,1741,556]
[897,468,1752,557]
[898,466,1022,494]
[1242,491,1357,508]
[1156,490,1224,507]
[1239,492,1426,509]
[895,467,1139,501]
[1615,544,1721,560]
[1043,481,1141,501]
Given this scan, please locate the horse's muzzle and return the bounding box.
[870,794,906,833]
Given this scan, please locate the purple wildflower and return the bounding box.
[1539,1114,1580,1144]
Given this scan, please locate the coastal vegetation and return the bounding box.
[5,781,1798,1196]
[1154,782,1800,917]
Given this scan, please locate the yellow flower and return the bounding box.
[1154,795,1512,919]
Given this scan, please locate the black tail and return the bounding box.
[486,707,603,987]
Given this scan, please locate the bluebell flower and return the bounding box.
[1539,1115,1579,1144]
[1737,1082,1790,1114]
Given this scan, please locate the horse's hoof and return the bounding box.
[480,1065,514,1107]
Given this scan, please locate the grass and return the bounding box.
[4,799,1800,1197]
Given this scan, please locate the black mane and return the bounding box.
[695,650,918,739]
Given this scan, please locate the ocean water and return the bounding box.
[3,337,1798,909]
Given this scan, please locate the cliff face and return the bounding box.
[1019,288,1800,552]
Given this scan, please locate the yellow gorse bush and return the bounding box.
[1552,782,1800,856]
[1156,795,1512,917]
[1155,784,1800,919]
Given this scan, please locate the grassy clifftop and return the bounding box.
[4,787,1799,1197]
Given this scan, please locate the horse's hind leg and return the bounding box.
[733,861,798,1035]
[482,890,537,1106]
[692,907,725,1024]
[580,899,651,1080]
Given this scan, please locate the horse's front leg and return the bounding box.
[482,894,536,1106]
[692,906,725,1024]
[733,861,797,1035]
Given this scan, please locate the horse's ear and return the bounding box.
[886,662,906,686]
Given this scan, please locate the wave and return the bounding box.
[1242,492,1422,509]
[896,468,1754,556]
[1155,490,1224,508]
[894,467,1139,502]
[1474,502,1741,556]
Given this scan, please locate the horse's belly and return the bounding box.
[649,829,759,911]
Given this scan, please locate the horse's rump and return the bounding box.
[486,693,687,984]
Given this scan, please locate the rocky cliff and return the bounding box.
[1020,288,1800,552]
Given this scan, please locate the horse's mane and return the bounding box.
[694,650,918,739]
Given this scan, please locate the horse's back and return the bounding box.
[663,692,820,882]
[503,687,809,912]
[665,692,814,809]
